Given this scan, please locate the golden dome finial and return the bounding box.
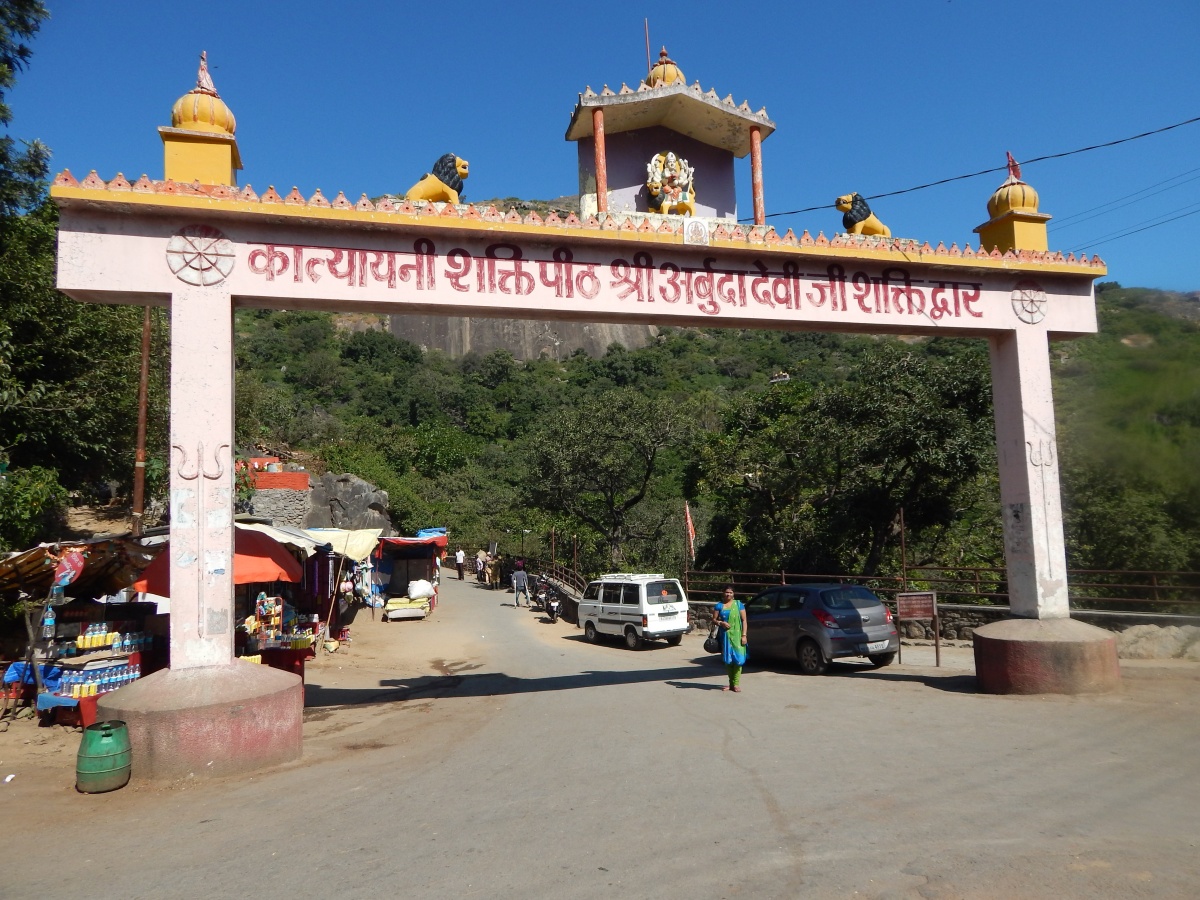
[987,151,1039,218]
[171,50,236,135]
[645,46,685,87]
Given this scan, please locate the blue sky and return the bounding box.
[9,1,1200,291]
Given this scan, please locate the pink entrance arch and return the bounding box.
[53,176,1115,776]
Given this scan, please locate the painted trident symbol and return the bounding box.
[1026,439,1055,468]
[172,442,230,480]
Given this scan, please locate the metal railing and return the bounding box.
[682,566,1200,616]
[527,559,589,598]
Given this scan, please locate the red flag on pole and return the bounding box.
[684,501,696,561]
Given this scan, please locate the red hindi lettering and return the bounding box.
[444,248,473,293]
[806,264,848,310]
[692,259,719,316]
[397,239,437,291]
[852,272,875,314]
[714,266,747,309]
[324,249,367,287]
[610,251,655,302]
[960,283,983,317]
[882,267,924,315]
[247,244,300,282]
[538,247,578,298]
[487,243,534,295]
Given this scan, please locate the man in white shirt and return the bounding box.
[454,547,465,580]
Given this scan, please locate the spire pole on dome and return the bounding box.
[1006,151,1022,182]
[196,50,218,96]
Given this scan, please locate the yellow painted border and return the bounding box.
[51,185,1107,279]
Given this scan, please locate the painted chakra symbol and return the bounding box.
[1011,279,1047,325]
[166,225,236,286]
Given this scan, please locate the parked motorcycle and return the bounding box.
[545,588,562,624]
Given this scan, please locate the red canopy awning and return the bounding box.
[131,528,303,596]
[377,534,448,550]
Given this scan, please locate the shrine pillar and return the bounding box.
[975,326,1119,693]
[167,284,236,668]
[97,282,303,777]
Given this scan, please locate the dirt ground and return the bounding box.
[4,592,1198,802]
[0,594,486,797]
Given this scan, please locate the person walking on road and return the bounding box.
[512,564,530,607]
[489,555,502,591]
[712,586,748,692]
[455,547,465,581]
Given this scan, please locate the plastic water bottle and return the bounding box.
[42,606,56,640]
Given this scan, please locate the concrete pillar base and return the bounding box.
[974,617,1120,695]
[96,661,303,780]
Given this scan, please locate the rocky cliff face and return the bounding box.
[389,314,656,360]
[303,473,394,534]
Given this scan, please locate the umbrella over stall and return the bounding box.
[130,527,303,596]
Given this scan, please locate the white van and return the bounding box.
[578,573,689,649]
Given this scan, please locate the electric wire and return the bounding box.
[742,113,1200,222]
[1077,202,1200,251]
[1050,168,1200,232]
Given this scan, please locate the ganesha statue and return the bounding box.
[646,151,696,216]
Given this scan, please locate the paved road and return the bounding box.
[7,576,1200,899]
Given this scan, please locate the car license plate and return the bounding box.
[867,640,890,652]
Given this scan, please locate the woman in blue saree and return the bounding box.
[713,586,748,692]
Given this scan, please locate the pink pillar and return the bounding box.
[749,125,765,227]
[975,326,1118,694]
[987,329,1067,619]
[168,285,236,668]
[592,107,608,215]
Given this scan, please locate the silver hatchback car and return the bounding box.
[743,583,899,675]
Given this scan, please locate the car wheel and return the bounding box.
[624,627,643,650]
[797,638,827,676]
[584,621,598,643]
[665,635,682,647]
[867,652,896,668]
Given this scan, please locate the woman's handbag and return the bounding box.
[703,630,721,654]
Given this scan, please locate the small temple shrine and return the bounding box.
[565,48,774,223]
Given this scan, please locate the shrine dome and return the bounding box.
[987,153,1040,218]
[645,47,685,87]
[171,51,236,135]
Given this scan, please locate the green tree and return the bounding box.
[692,341,997,576]
[0,1,49,214]
[0,203,162,489]
[0,464,65,551]
[524,388,693,567]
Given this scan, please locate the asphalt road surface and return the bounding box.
[5,576,1200,899]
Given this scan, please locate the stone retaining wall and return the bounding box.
[689,601,1200,661]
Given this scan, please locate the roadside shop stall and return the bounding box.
[0,537,162,727]
[303,528,383,635]
[131,524,317,680]
[376,532,447,621]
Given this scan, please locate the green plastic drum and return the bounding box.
[76,720,131,793]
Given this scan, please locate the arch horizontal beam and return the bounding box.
[54,191,1100,341]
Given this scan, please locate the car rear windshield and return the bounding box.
[820,586,882,610]
[646,581,684,605]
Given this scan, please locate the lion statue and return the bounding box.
[646,151,696,216]
[405,153,469,204]
[836,192,890,238]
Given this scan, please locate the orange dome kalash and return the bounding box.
[987,152,1040,218]
[645,47,686,87]
[171,51,236,135]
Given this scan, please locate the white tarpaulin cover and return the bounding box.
[303,528,383,563]
[237,522,326,558]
